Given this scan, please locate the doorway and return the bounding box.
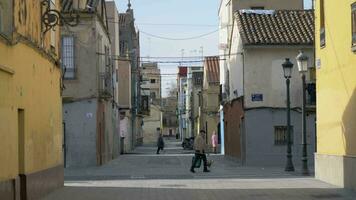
[18,109,26,200]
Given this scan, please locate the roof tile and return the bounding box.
[204,56,220,84]
[235,10,314,46]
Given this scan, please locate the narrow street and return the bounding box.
[42,138,356,200]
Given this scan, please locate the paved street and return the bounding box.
[42,139,356,200]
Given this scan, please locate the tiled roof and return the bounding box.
[235,10,314,46]
[204,56,220,84]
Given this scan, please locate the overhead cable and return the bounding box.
[139,29,219,41]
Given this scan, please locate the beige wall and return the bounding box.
[143,105,162,144]
[244,47,314,109]
[118,60,131,108]
[62,16,111,99]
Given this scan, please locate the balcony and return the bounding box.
[98,72,113,99]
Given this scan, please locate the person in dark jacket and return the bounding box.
[156,134,165,154]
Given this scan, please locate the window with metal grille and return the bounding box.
[274,126,293,145]
[61,36,75,79]
[352,3,356,50]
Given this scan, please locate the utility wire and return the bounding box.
[139,29,219,41]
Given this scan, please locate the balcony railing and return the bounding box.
[98,72,113,99]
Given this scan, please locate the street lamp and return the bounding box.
[282,58,295,172]
[296,51,310,175]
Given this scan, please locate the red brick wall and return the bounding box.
[224,98,244,159]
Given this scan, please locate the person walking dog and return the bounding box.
[190,130,210,173]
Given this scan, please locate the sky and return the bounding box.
[114,0,313,97]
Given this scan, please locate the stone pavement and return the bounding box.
[42,139,356,200]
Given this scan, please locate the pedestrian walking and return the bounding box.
[156,134,164,154]
[190,130,210,173]
[211,131,218,154]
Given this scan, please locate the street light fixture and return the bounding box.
[296,51,310,175]
[282,58,295,172]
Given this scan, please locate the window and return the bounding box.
[0,1,13,38]
[320,0,326,48]
[274,126,294,145]
[352,3,356,50]
[251,6,265,10]
[61,36,75,79]
[150,79,156,83]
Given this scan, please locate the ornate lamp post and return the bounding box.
[282,58,295,172]
[296,51,310,175]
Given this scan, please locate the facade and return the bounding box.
[0,0,63,199]
[315,0,356,191]
[218,0,305,155]
[61,0,118,167]
[142,105,162,144]
[162,95,179,137]
[141,62,162,144]
[188,67,203,137]
[119,3,142,147]
[177,67,188,139]
[224,9,316,166]
[106,0,121,159]
[117,60,132,153]
[200,57,220,147]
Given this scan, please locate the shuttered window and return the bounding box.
[274,126,294,145]
[0,0,13,39]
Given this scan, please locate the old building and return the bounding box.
[0,0,63,199]
[315,0,356,191]
[177,67,188,139]
[200,56,220,146]
[141,62,162,144]
[162,94,178,137]
[119,2,142,147]
[225,9,316,166]
[106,0,121,159]
[117,59,132,153]
[187,67,203,137]
[61,0,118,167]
[218,0,305,155]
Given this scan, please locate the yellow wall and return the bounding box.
[0,0,62,181]
[316,0,356,156]
[0,42,63,180]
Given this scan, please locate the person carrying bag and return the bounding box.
[190,130,210,173]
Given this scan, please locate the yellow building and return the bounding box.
[315,0,356,191]
[0,0,63,199]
